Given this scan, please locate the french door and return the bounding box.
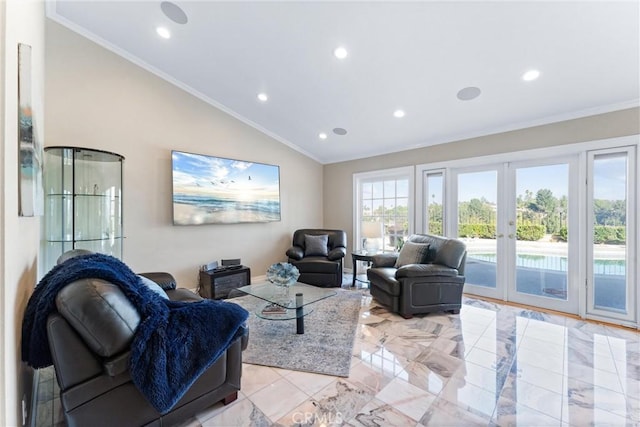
[450,157,579,314]
[419,138,638,323]
[451,165,504,300]
[506,158,578,313]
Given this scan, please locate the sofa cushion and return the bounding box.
[395,241,430,268]
[137,272,177,291]
[396,263,459,278]
[371,253,398,268]
[292,229,346,251]
[433,239,466,269]
[56,249,93,265]
[305,234,329,256]
[291,257,340,274]
[138,275,169,299]
[56,278,140,357]
[166,288,204,302]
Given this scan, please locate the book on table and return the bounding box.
[261,303,287,315]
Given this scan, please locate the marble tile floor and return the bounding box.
[35,277,640,426]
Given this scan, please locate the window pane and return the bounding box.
[515,164,569,301]
[397,179,409,197]
[426,173,444,235]
[458,170,497,288]
[372,182,383,198]
[384,198,396,215]
[362,182,372,199]
[361,202,372,217]
[384,180,396,198]
[592,153,627,313]
[372,199,383,216]
[385,221,407,251]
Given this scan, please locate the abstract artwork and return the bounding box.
[18,43,43,216]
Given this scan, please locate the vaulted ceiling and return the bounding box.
[47,1,640,164]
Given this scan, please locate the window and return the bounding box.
[423,170,445,235]
[354,167,414,253]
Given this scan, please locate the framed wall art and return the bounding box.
[18,43,43,216]
[172,150,281,225]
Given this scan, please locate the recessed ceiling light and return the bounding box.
[522,69,540,81]
[333,128,347,135]
[333,46,348,59]
[257,93,268,102]
[319,132,328,140]
[393,109,405,118]
[156,26,171,39]
[456,86,481,101]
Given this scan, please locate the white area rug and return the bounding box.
[230,289,362,377]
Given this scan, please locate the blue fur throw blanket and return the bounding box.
[21,253,248,414]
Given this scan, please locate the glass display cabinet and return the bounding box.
[41,147,124,273]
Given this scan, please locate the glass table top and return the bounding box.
[235,282,337,309]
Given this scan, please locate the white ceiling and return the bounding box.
[47,1,640,164]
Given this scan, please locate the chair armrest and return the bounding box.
[166,288,203,302]
[396,263,459,279]
[286,246,304,260]
[327,247,346,261]
[239,325,249,351]
[47,314,103,390]
[138,272,177,290]
[371,254,398,268]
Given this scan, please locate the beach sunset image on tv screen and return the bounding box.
[172,151,281,225]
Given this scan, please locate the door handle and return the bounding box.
[508,234,515,239]
[497,233,504,238]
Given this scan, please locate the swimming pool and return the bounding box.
[470,253,625,276]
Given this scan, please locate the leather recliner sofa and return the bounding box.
[367,233,467,318]
[286,229,347,287]
[46,271,248,427]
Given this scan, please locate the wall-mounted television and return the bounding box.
[172,150,281,225]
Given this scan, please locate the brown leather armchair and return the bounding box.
[367,234,467,318]
[46,272,248,427]
[286,229,347,287]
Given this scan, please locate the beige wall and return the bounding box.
[324,108,640,268]
[1,1,45,425]
[44,20,323,286]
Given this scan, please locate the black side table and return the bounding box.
[198,266,251,299]
[351,250,381,287]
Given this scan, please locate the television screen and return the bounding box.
[172,150,281,225]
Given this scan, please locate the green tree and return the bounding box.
[428,202,443,235]
[528,189,560,234]
[459,197,495,224]
[594,199,626,226]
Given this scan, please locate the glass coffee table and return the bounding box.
[235,282,336,334]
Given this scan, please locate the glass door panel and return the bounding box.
[425,171,444,235]
[587,148,636,323]
[455,168,501,298]
[508,161,577,313]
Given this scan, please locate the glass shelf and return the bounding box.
[41,147,124,273]
[46,237,123,243]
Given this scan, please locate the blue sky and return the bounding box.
[427,160,626,204]
[593,155,627,201]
